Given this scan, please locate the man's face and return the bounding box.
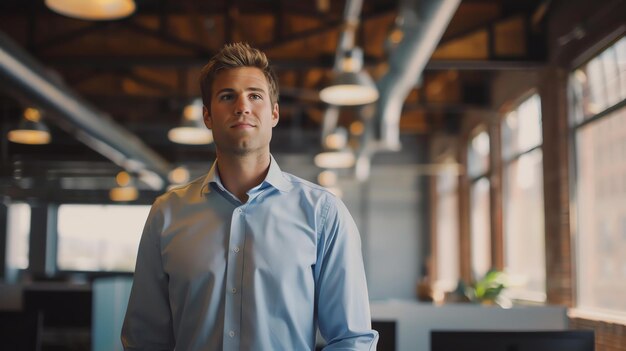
[203,67,279,157]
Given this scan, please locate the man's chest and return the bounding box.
[160,203,319,285]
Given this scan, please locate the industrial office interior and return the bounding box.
[0,0,624,350]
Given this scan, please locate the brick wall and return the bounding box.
[571,317,626,351]
[546,1,626,349]
[539,66,573,307]
[434,2,626,349]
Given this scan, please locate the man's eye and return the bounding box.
[250,94,262,100]
[219,94,233,101]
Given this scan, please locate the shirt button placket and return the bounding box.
[223,206,244,350]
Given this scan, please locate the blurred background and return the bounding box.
[0,0,624,350]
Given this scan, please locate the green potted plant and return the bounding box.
[465,269,510,307]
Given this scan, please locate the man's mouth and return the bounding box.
[231,122,255,129]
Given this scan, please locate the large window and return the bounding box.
[57,204,151,272]
[6,203,31,271]
[467,128,491,279]
[434,167,460,293]
[570,36,626,319]
[501,93,546,302]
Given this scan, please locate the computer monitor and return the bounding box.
[431,330,594,351]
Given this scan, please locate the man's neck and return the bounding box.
[215,151,271,203]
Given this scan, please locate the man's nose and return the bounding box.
[234,95,250,115]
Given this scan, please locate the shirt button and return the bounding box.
[231,288,237,294]
[228,330,235,338]
[233,246,240,253]
[237,208,243,213]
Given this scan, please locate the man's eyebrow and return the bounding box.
[215,87,267,95]
[248,87,267,93]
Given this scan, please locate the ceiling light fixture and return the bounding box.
[168,166,190,185]
[45,0,136,21]
[109,171,138,202]
[314,150,356,169]
[319,47,379,106]
[317,170,338,188]
[319,72,379,106]
[349,120,365,136]
[324,127,348,150]
[168,98,214,145]
[8,107,51,145]
[326,186,344,198]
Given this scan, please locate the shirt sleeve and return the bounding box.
[315,194,379,350]
[121,198,175,351]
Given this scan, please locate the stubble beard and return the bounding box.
[231,140,255,156]
[216,135,269,158]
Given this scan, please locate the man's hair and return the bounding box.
[199,42,279,109]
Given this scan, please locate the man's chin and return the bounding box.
[213,137,271,157]
[217,143,256,156]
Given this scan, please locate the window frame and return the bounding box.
[55,203,152,274]
[499,91,547,303]
[430,153,462,296]
[466,125,493,280]
[568,33,626,322]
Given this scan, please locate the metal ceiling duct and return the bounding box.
[0,31,172,190]
[374,0,461,150]
[321,0,364,141]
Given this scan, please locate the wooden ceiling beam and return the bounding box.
[43,55,334,69]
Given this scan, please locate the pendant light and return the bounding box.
[109,171,138,202]
[319,47,379,106]
[8,108,51,145]
[45,0,136,21]
[168,98,214,145]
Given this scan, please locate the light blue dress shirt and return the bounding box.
[122,155,378,350]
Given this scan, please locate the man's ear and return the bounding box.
[203,105,212,129]
[271,103,279,127]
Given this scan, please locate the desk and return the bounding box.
[23,283,92,351]
[370,300,568,351]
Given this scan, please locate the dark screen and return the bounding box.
[431,330,594,351]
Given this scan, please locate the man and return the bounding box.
[122,42,378,350]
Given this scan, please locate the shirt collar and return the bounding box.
[201,154,292,195]
[264,154,293,193]
[200,161,222,195]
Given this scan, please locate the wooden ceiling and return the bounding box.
[0,0,548,200]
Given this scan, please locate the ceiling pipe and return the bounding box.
[374,0,461,150]
[0,31,172,190]
[321,0,363,141]
[332,0,363,70]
